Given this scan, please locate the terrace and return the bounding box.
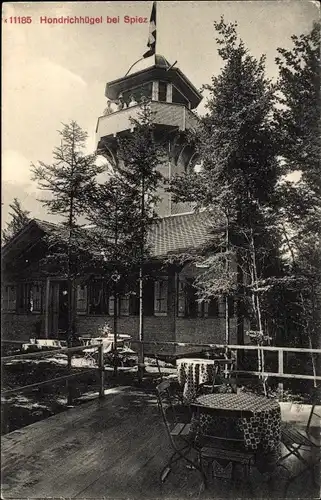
[1,341,320,499]
[1,386,320,499]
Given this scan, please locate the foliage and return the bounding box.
[97,322,112,337]
[31,121,103,275]
[2,198,30,244]
[84,102,165,357]
[275,21,320,190]
[170,18,282,343]
[274,21,321,350]
[31,121,103,338]
[85,102,165,281]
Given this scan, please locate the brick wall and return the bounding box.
[174,317,238,355]
[2,310,245,355]
[76,313,240,356]
[76,314,175,355]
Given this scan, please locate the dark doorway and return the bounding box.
[58,285,69,334]
[48,281,69,338]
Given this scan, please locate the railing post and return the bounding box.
[278,349,284,400]
[1,397,9,434]
[99,343,105,398]
[66,346,73,406]
[137,342,144,383]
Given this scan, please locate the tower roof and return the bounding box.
[105,54,202,109]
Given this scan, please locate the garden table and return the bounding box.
[192,392,281,453]
[177,358,216,401]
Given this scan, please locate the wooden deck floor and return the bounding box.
[1,386,320,499]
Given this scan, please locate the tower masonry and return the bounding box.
[96,54,203,217]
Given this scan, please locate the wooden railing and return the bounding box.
[131,340,321,397]
[1,342,105,403]
[2,339,320,402]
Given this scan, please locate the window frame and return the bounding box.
[158,81,167,102]
[16,283,32,314]
[88,280,110,316]
[30,282,43,313]
[2,283,17,313]
[154,279,168,316]
[76,284,88,315]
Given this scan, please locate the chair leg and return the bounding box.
[161,446,207,487]
[160,466,171,483]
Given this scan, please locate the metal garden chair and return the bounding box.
[200,357,237,395]
[192,404,256,486]
[156,380,206,487]
[279,404,321,484]
[82,338,101,364]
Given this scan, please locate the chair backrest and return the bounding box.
[306,404,321,431]
[156,380,190,450]
[215,358,236,377]
[232,376,268,396]
[212,376,238,394]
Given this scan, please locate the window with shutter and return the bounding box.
[185,279,198,318]
[143,279,155,316]
[76,284,87,314]
[3,285,17,312]
[31,283,43,313]
[129,289,139,315]
[119,291,130,316]
[9,286,17,311]
[154,279,168,316]
[109,295,115,316]
[17,283,32,313]
[108,293,129,316]
[177,278,186,317]
[89,281,109,315]
[197,300,209,318]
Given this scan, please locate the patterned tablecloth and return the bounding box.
[177,358,216,401]
[193,393,281,452]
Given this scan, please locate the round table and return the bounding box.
[177,358,216,401]
[193,392,281,453]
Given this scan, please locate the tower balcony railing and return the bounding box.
[96,101,200,146]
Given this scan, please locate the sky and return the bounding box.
[2,0,319,225]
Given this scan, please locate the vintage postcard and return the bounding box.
[2,1,320,499]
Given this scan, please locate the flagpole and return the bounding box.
[154,0,157,64]
[124,58,145,77]
[125,1,157,77]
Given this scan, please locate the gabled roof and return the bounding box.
[2,211,213,261]
[149,211,212,257]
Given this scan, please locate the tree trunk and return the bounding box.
[236,252,244,345]
[113,279,118,377]
[138,174,146,382]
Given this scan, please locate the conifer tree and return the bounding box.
[2,198,30,244]
[31,121,104,343]
[171,18,280,349]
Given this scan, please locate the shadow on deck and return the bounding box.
[1,386,320,499]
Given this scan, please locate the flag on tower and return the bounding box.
[143,1,156,58]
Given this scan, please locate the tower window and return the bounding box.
[123,82,152,105]
[172,86,189,107]
[158,82,167,102]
